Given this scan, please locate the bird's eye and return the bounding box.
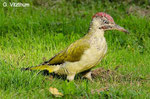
[103,20,109,24]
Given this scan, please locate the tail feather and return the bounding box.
[22,65,60,73]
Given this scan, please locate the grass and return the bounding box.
[0,0,150,98]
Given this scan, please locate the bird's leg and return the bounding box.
[67,74,75,81]
[82,70,93,82]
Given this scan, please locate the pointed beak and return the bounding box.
[113,24,129,34]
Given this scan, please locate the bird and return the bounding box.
[22,12,128,81]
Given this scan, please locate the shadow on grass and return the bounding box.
[32,67,149,83]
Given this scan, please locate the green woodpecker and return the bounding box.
[22,12,128,81]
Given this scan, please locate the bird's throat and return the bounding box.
[86,27,104,38]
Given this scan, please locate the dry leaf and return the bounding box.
[98,87,109,92]
[91,87,109,94]
[49,87,63,97]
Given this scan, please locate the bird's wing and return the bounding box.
[43,39,90,65]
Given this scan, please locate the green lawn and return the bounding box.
[0,0,150,98]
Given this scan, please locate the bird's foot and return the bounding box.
[82,71,94,82]
[67,74,75,81]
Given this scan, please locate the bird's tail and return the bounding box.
[21,64,60,73]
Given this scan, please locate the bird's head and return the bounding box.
[91,12,129,33]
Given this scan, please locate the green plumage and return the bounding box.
[45,38,90,65]
[23,37,90,72]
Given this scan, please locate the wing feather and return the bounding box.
[43,39,90,65]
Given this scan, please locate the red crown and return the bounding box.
[92,12,114,23]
